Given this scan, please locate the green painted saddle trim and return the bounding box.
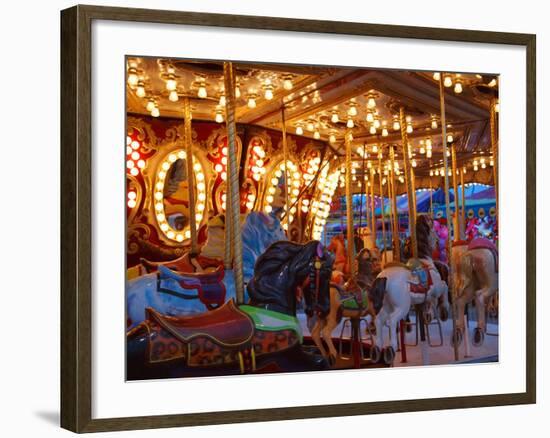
[239,305,303,343]
[340,290,369,310]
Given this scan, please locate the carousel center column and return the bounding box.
[223,62,245,304]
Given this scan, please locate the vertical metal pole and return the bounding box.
[183,98,198,255]
[460,168,466,239]
[490,98,499,216]
[399,108,417,258]
[345,131,355,274]
[439,74,459,361]
[388,146,400,262]
[223,62,244,304]
[378,157,387,264]
[281,105,290,231]
[429,162,434,217]
[370,168,376,242]
[451,143,460,242]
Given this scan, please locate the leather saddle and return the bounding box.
[409,265,433,294]
[145,300,254,347]
[158,265,226,308]
[467,237,498,273]
[333,279,369,311]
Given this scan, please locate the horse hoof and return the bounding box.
[439,307,449,322]
[328,354,337,368]
[472,328,485,347]
[383,347,395,365]
[452,328,463,347]
[370,345,381,363]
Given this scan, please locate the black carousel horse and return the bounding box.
[126,240,335,380]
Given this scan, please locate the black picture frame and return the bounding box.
[60,4,536,433]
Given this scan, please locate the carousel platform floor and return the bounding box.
[298,312,499,368]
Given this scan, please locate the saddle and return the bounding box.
[333,281,369,311]
[409,264,433,294]
[146,300,254,347]
[158,265,226,308]
[468,237,499,273]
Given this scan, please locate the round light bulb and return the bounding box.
[136,82,146,98]
[296,126,304,135]
[215,112,224,123]
[348,105,357,117]
[166,78,177,91]
[314,131,321,139]
[331,113,339,123]
[382,128,388,137]
[329,134,336,143]
[454,81,463,93]
[127,69,138,86]
[283,78,293,90]
[264,88,273,100]
[219,95,226,106]
[247,97,256,108]
[406,124,413,134]
[198,85,207,99]
[347,118,354,128]
[146,99,155,112]
[433,72,441,81]
[431,119,438,129]
[369,125,376,135]
[235,86,241,98]
[366,112,374,123]
[393,120,400,131]
[444,76,453,87]
[151,107,160,117]
[169,90,178,102]
[367,96,376,109]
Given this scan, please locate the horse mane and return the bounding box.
[247,240,319,312]
[416,215,434,259]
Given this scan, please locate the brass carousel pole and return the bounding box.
[451,142,460,241]
[281,104,290,231]
[411,167,418,220]
[378,156,387,264]
[370,167,376,240]
[388,145,400,262]
[490,98,499,215]
[439,74,459,361]
[460,167,466,238]
[429,162,434,217]
[223,62,245,304]
[345,131,355,274]
[183,98,198,255]
[399,107,417,258]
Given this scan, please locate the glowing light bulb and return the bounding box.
[348,104,357,117]
[495,101,500,113]
[447,134,454,143]
[247,96,256,108]
[393,120,400,131]
[433,72,441,81]
[166,77,177,91]
[127,68,138,86]
[329,134,336,143]
[366,112,374,123]
[314,131,321,139]
[454,81,463,94]
[382,128,388,137]
[264,87,274,100]
[370,125,376,134]
[296,126,304,135]
[367,96,376,109]
[151,106,160,117]
[146,99,155,112]
[136,81,146,98]
[235,86,241,98]
[169,90,178,102]
[219,95,226,106]
[372,145,378,153]
[198,85,207,98]
[374,119,381,129]
[406,124,413,134]
[347,118,354,128]
[283,77,293,90]
[444,76,453,87]
[215,111,224,123]
[331,112,339,123]
[431,118,438,129]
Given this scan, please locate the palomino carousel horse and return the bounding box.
[126,240,334,379]
[369,215,450,364]
[126,212,287,328]
[309,247,379,366]
[451,237,498,346]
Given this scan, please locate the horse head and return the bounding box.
[247,240,333,317]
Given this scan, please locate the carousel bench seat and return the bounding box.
[145,300,254,347]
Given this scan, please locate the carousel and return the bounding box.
[124,58,499,380]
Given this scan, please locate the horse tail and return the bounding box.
[369,277,387,315]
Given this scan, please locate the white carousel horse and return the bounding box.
[451,237,498,346]
[126,212,287,328]
[369,215,450,364]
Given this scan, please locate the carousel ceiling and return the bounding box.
[126,57,499,178]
